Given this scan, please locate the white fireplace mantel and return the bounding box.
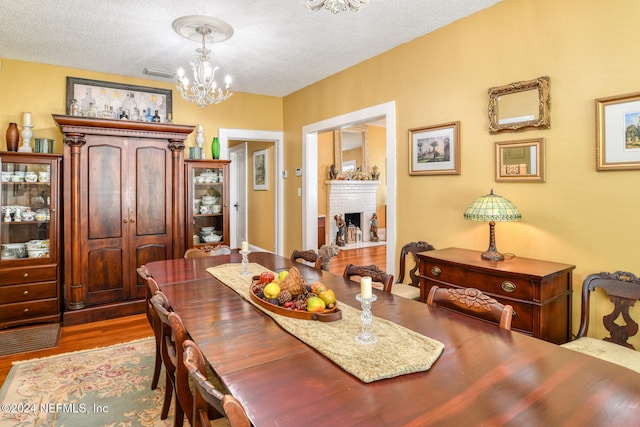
[326,180,379,244]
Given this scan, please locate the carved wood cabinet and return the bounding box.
[417,247,575,344]
[0,153,62,328]
[53,116,193,325]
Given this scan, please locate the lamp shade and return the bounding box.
[464,190,521,261]
[463,189,521,222]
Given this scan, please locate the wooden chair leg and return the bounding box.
[174,398,184,427]
[151,346,162,390]
[161,370,172,420]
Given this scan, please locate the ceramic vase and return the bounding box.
[6,122,19,152]
[211,137,220,160]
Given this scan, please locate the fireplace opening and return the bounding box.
[344,212,361,229]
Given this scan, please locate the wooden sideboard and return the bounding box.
[416,247,575,344]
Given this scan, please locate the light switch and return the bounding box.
[295,168,302,176]
[282,170,288,178]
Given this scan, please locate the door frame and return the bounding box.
[302,101,397,275]
[219,129,284,255]
[229,143,248,251]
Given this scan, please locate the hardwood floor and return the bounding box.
[0,246,385,385]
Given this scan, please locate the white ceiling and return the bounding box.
[0,0,501,98]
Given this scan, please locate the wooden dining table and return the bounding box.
[146,252,640,427]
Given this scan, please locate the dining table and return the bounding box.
[146,252,640,427]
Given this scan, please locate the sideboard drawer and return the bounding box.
[0,282,58,304]
[0,265,57,285]
[423,260,533,301]
[0,299,59,322]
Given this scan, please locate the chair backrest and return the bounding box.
[185,244,233,258]
[575,271,640,350]
[291,249,322,271]
[427,286,513,330]
[396,241,435,287]
[136,265,154,327]
[150,292,176,374]
[183,339,251,427]
[343,263,394,293]
[167,312,194,426]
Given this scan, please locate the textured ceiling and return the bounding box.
[0,0,501,97]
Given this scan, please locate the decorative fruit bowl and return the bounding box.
[250,268,342,322]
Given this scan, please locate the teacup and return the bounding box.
[25,172,38,182]
[211,205,222,214]
[199,205,210,214]
[1,172,11,182]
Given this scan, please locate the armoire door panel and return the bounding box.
[84,247,125,305]
[87,144,124,240]
[135,145,168,236]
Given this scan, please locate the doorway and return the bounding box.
[302,101,397,275]
[218,129,284,255]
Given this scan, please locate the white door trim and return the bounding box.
[218,128,284,255]
[302,101,397,275]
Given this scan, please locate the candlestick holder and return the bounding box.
[19,124,33,152]
[355,293,378,345]
[239,250,251,276]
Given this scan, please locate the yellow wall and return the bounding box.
[0,59,282,156]
[282,0,640,345]
[247,141,276,251]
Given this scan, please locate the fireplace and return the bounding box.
[326,179,379,245]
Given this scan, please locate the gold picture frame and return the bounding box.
[488,76,550,134]
[596,91,640,171]
[253,148,269,190]
[495,138,545,182]
[408,121,460,176]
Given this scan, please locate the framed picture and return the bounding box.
[253,149,269,190]
[409,121,460,175]
[66,77,172,122]
[495,138,545,182]
[596,91,640,171]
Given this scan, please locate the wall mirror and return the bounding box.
[488,76,550,134]
[334,125,369,173]
[495,138,545,182]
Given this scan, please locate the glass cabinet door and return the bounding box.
[1,155,58,264]
[186,160,230,248]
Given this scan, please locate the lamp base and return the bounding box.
[481,249,505,261]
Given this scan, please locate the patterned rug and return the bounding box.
[0,337,175,427]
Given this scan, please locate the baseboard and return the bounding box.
[62,300,145,326]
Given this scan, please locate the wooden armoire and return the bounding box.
[53,115,193,325]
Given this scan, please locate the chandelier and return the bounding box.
[173,16,233,107]
[305,0,370,13]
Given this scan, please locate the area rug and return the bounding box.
[0,323,61,356]
[0,337,175,427]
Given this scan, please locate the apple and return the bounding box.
[260,271,275,284]
[263,282,281,299]
[310,282,327,294]
[278,270,289,281]
[306,296,326,312]
[318,289,336,306]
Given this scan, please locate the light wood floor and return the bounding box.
[0,245,385,385]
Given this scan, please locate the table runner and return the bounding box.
[207,263,444,383]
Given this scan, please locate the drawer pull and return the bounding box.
[430,266,441,276]
[23,273,29,279]
[23,308,29,313]
[501,281,516,293]
[23,290,29,296]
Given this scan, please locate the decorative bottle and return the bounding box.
[146,108,153,122]
[211,137,220,159]
[152,110,161,123]
[6,122,19,152]
[87,103,98,118]
[70,99,81,116]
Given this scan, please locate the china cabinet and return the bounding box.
[0,153,62,329]
[53,115,193,325]
[185,160,230,249]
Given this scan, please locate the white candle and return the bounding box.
[361,276,372,299]
[23,112,32,126]
[241,241,249,252]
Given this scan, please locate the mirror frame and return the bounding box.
[488,76,550,134]
[334,125,369,174]
[495,138,545,182]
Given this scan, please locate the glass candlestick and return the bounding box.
[355,293,378,345]
[239,250,251,276]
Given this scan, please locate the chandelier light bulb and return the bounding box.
[305,0,370,13]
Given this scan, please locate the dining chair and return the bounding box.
[392,241,435,300]
[183,339,251,427]
[136,265,153,328]
[427,286,513,330]
[185,245,234,258]
[167,312,194,427]
[343,263,394,293]
[291,249,322,271]
[144,276,163,391]
[151,292,184,427]
[561,271,640,373]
